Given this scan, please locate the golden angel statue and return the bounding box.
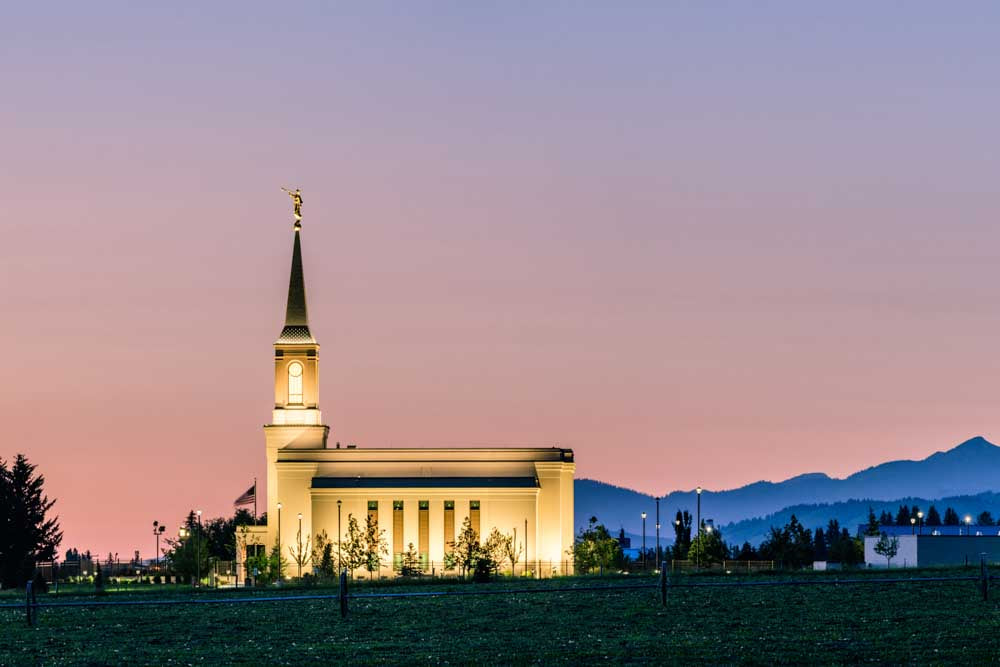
[281,187,303,223]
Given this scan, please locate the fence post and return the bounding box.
[659,567,668,606]
[339,569,349,618]
[25,580,35,627]
[981,555,989,602]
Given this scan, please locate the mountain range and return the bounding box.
[577,436,1000,546]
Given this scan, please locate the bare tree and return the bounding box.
[873,533,899,569]
[503,527,524,575]
[288,526,312,578]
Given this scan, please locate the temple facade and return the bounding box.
[240,221,575,577]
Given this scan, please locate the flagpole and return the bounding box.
[253,478,257,523]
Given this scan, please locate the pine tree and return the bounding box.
[943,507,960,526]
[894,505,911,526]
[926,506,942,526]
[864,508,880,536]
[977,511,995,526]
[400,543,421,577]
[0,455,63,588]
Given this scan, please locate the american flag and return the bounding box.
[234,482,256,507]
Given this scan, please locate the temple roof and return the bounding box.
[276,228,316,344]
[311,476,540,489]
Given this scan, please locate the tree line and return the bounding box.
[570,510,866,573]
[870,504,996,528]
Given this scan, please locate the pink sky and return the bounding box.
[2,3,999,558]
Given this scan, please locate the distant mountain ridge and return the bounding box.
[576,436,1000,544]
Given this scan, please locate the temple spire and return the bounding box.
[276,227,315,344]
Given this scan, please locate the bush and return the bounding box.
[153,574,162,584]
[472,558,493,583]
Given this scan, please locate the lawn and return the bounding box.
[2,571,999,665]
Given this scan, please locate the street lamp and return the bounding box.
[152,521,165,571]
[917,511,924,536]
[337,500,342,574]
[276,502,283,582]
[641,512,647,571]
[696,486,703,568]
[196,509,203,586]
[965,515,972,536]
[910,517,916,535]
[655,497,661,571]
[297,512,304,577]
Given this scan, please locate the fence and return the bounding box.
[7,556,995,628]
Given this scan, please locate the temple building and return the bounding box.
[240,220,575,576]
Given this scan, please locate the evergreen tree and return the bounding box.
[925,505,942,526]
[894,505,911,526]
[0,455,63,588]
[672,510,692,560]
[977,511,995,526]
[813,527,828,560]
[400,543,421,577]
[864,508,880,536]
[735,541,756,560]
[943,507,960,526]
[879,510,893,526]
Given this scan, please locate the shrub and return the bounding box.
[472,558,493,583]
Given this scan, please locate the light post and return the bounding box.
[641,512,647,571]
[196,509,203,586]
[965,515,972,536]
[910,517,916,535]
[179,527,188,582]
[337,500,342,574]
[277,502,283,583]
[696,486,703,568]
[297,512,304,577]
[655,497,661,571]
[917,511,924,536]
[152,521,165,571]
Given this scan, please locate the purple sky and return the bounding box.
[2,2,999,558]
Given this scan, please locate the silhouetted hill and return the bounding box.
[576,436,1000,544]
[720,492,1000,545]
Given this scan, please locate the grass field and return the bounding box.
[2,570,999,665]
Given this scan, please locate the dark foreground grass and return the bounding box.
[2,575,999,665]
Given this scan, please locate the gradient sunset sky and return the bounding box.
[3,2,1000,558]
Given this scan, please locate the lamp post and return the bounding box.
[196,509,202,587]
[655,497,661,571]
[179,527,188,582]
[297,512,304,577]
[152,521,165,571]
[276,502,283,583]
[917,511,924,536]
[965,515,972,536]
[696,486,703,568]
[641,512,647,571]
[910,517,916,535]
[337,500,342,574]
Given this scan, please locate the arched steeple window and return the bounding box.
[288,361,304,405]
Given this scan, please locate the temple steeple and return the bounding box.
[269,223,324,431]
[277,227,315,344]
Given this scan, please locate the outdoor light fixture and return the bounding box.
[910,517,916,535]
[965,515,972,536]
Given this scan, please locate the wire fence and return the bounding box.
[7,557,994,629]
